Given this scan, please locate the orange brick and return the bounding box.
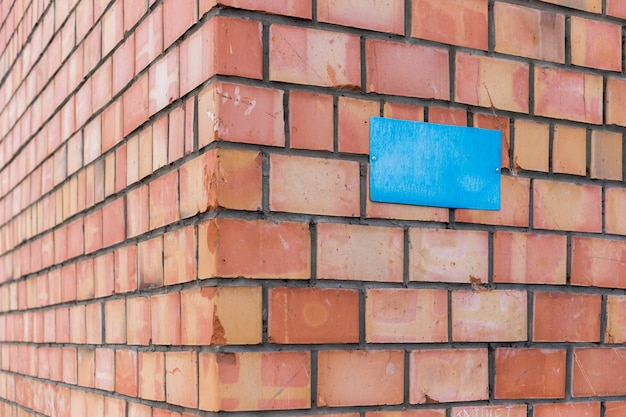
[199,351,311,411]
[366,182,448,222]
[514,120,550,172]
[151,293,180,345]
[452,290,527,342]
[129,402,152,417]
[179,149,262,218]
[85,302,102,344]
[383,102,424,121]
[126,185,149,238]
[181,286,262,345]
[197,82,284,148]
[123,74,149,136]
[102,99,124,152]
[552,125,587,176]
[536,403,600,417]
[474,113,511,168]
[318,350,403,407]
[163,0,196,48]
[428,107,466,126]
[114,245,137,293]
[135,5,163,72]
[571,16,621,71]
[604,295,626,343]
[571,237,626,289]
[153,117,168,170]
[493,232,567,285]
[495,348,566,399]
[366,288,447,343]
[607,77,626,127]
[138,351,165,401]
[70,305,86,344]
[410,349,488,404]
[115,349,137,397]
[289,91,333,151]
[104,299,126,344]
[590,130,622,180]
[366,39,449,100]
[337,96,379,154]
[318,0,403,33]
[534,66,603,124]
[94,253,115,298]
[573,348,626,396]
[452,406,526,417]
[606,402,626,417]
[270,25,360,88]
[84,209,102,254]
[137,236,164,289]
[102,197,125,247]
[215,0,312,18]
[409,228,488,284]
[198,218,310,279]
[606,188,626,235]
[317,223,403,282]
[495,3,564,62]
[540,0,600,12]
[533,180,601,232]
[78,348,95,388]
[164,226,197,285]
[533,293,600,342]
[607,0,626,18]
[148,48,179,116]
[268,287,358,344]
[126,297,150,345]
[95,348,115,391]
[270,154,359,217]
[455,53,529,113]
[166,351,197,408]
[149,170,179,230]
[412,0,487,50]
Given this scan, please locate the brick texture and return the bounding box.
[1,0,625,415]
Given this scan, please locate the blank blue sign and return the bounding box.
[369,117,501,210]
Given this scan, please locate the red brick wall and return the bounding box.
[0,0,625,415]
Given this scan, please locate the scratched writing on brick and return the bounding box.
[455,407,514,417]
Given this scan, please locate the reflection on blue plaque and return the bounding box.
[369,117,501,210]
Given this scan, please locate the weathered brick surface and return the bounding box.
[1,0,626,415]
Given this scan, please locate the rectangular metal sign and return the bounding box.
[369,117,501,210]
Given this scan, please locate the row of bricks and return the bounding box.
[0,287,625,345]
[5,346,626,411]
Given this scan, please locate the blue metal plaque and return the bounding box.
[369,117,501,210]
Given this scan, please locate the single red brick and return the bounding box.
[495,348,566,399]
[126,297,150,345]
[197,82,284,148]
[337,96,379,154]
[92,58,113,113]
[114,245,137,293]
[366,288,447,343]
[289,91,334,151]
[318,223,403,282]
[456,53,529,113]
[151,292,180,345]
[166,351,198,408]
[168,106,185,163]
[571,236,626,289]
[534,66,603,124]
[102,197,125,247]
[533,180,601,232]
[268,287,358,344]
[606,402,626,417]
[163,0,196,48]
[383,102,424,121]
[534,292,600,342]
[366,39,449,100]
[606,188,626,235]
[149,170,179,230]
[590,130,622,181]
[574,348,626,396]
[514,120,550,172]
[452,290,527,342]
[270,25,359,88]
[86,303,103,344]
[77,259,95,301]
[552,124,587,176]
[78,348,95,388]
[409,228,488,284]
[84,209,102,254]
[199,351,311,411]
[101,99,123,152]
[181,286,262,345]
[70,305,86,344]
[571,16,621,71]
[198,218,310,279]
[495,3,564,62]
[452,406,526,417]
[138,351,165,401]
[124,74,149,136]
[493,232,567,285]
[428,107,467,126]
[133,239,162,294]
[94,252,115,298]
[318,0,403,34]
[607,77,626,127]
[124,0,145,30]
[541,0,600,12]
[270,154,359,217]
[105,299,126,344]
[149,48,179,116]
[163,226,197,285]
[412,0,487,49]
[101,0,123,56]
[95,348,115,391]
[607,0,626,18]
[135,5,163,73]
[318,350,403,407]
[116,349,138,397]
[126,185,149,238]
[410,349,488,404]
